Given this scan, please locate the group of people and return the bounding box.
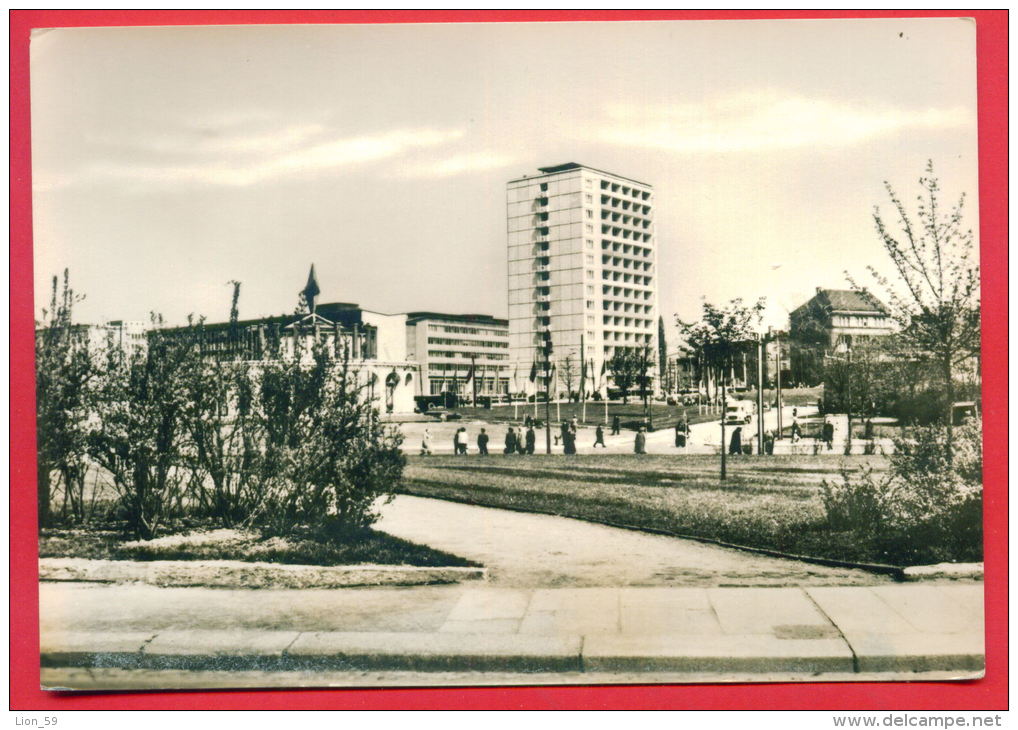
[418,415,703,456]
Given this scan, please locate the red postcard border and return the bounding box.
[9,9,1008,711]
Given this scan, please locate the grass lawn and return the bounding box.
[400,453,903,566]
[40,524,479,568]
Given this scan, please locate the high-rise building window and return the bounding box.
[586,300,594,309]
[585,209,593,219]
[586,270,594,279]
[586,239,594,249]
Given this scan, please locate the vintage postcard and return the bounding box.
[29,17,984,692]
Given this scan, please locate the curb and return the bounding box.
[40,629,984,677]
[902,563,983,581]
[39,558,486,589]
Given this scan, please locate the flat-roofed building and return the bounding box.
[405,312,510,397]
[507,162,658,396]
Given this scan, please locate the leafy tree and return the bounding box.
[788,298,832,386]
[607,349,641,403]
[860,161,980,449]
[35,270,95,526]
[678,298,765,479]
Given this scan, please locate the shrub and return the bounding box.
[821,418,982,564]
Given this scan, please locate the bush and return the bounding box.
[821,418,982,564]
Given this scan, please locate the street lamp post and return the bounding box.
[756,333,765,455]
[545,329,553,452]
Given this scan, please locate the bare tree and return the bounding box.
[558,353,579,401]
[860,161,980,448]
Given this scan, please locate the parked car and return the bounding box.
[724,401,753,425]
[426,407,461,422]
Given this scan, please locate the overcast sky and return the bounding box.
[31,18,978,338]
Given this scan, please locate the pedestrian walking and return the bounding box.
[421,427,432,456]
[611,414,621,436]
[504,427,517,454]
[790,417,801,443]
[764,429,775,455]
[593,424,606,448]
[525,426,536,454]
[452,428,462,455]
[729,426,742,456]
[634,426,647,454]
[477,428,489,455]
[570,416,578,434]
[460,426,469,454]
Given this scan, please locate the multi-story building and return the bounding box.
[405,312,510,397]
[506,163,658,396]
[789,288,894,353]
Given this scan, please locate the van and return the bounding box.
[724,401,753,425]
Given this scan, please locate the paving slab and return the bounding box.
[519,588,620,635]
[285,631,583,672]
[868,585,984,634]
[807,587,918,635]
[707,587,831,635]
[445,588,531,622]
[582,633,854,673]
[619,588,721,635]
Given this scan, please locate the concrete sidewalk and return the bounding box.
[41,583,984,686]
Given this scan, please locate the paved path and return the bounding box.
[375,495,888,587]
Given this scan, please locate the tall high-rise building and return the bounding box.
[506,163,658,396]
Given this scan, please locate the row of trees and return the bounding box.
[36,278,404,539]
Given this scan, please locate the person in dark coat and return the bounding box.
[729,426,742,456]
[525,426,536,455]
[822,418,835,451]
[504,427,517,454]
[634,426,647,454]
[563,426,576,455]
[611,414,621,435]
[764,429,775,455]
[675,418,688,448]
[477,428,489,455]
[593,424,606,448]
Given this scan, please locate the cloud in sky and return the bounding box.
[392,151,519,180]
[34,124,466,191]
[596,90,972,154]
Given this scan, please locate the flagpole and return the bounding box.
[580,335,587,424]
[471,355,477,408]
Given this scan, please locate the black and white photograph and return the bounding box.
[31,17,984,691]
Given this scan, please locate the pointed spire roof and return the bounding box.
[302,264,321,314]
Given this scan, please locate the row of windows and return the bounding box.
[603,254,653,270]
[427,336,508,348]
[599,179,651,200]
[602,302,653,315]
[427,324,507,337]
[603,316,654,328]
[603,287,654,300]
[602,240,652,256]
[428,351,509,361]
[603,271,654,286]
[429,362,510,372]
[601,224,652,243]
[600,195,652,215]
